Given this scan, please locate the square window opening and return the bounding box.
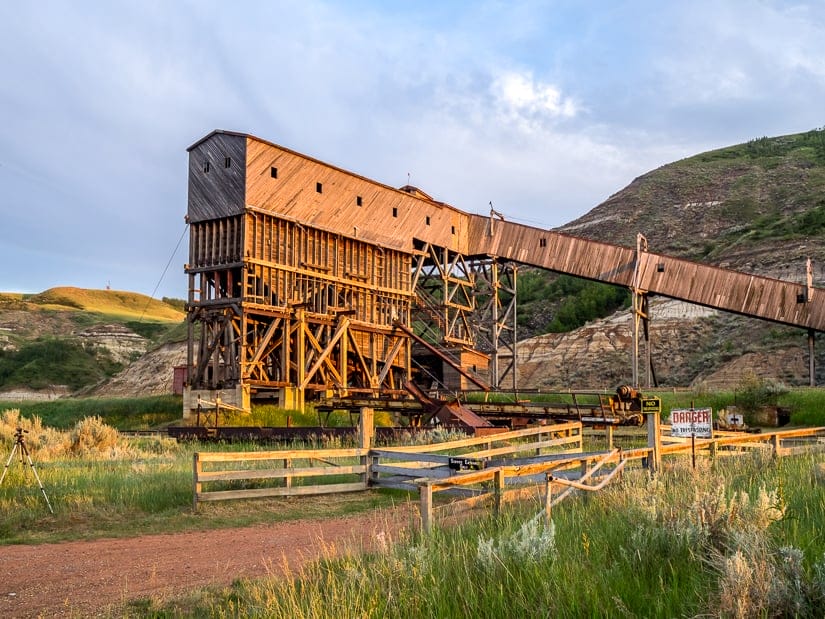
[392,207,398,217]
[270,166,278,178]
[356,196,363,206]
[316,182,323,193]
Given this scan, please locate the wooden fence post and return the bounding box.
[646,412,662,473]
[284,458,292,489]
[544,474,553,526]
[606,424,614,450]
[193,452,202,511]
[772,433,782,458]
[494,468,505,518]
[420,483,433,533]
[360,407,374,487]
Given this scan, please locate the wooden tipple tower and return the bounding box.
[184,131,513,415]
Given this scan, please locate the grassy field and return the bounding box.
[26,287,184,322]
[137,449,825,618]
[0,409,399,544]
[0,395,184,430]
[3,392,825,616]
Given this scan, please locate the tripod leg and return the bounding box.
[22,447,54,514]
[0,443,19,486]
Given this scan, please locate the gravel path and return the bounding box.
[1,506,415,618]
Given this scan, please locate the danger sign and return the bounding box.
[669,408,713,438]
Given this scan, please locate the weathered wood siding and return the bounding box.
[467,215,825,332]
[243,208,412,328]
[187,132,247,223]
[244,136,469,254]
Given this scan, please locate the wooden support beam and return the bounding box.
[300,317,350,389]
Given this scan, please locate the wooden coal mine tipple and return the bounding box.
[184,130,511,416]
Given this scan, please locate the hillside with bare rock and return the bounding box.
[0,289,184,400]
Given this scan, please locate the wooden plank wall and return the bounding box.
[244,136,470,255]
[467,215,825,332]
[187,132,246,223]
[242,209,412,328]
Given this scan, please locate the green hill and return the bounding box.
[0,287,186,394]
[26,287,184,322]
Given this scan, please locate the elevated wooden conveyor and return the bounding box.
[467,214,825,333]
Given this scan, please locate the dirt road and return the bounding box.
[0,506,415,618]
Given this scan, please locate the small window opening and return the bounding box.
[224,157,231,168]
[451,225,456,234]
[316,182,323,193]
[270,166,278,178]
[392,207,398,217]
[203,161,210,173]
[356,196,363,206]
[426,216,431,225]
[539,238,547,247]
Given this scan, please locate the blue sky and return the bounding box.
[2,1,824,300]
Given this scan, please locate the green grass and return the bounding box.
[0,395,183,430]
[0,338,124,390]
[137,451,825,618]
[28,287,183,322]
[0,426,399,544]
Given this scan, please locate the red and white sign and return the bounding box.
[669,408,713,438]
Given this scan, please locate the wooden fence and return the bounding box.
[192,418,581,509]
[415,423,825,531]
[192,447,370,508]
[192,412,825,527]
[369,422,583,492]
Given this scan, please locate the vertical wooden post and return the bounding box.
[359,407,375,449]
[709,440,717,461]
[646,411,661,473]
[359,407,374,487]
[371,454,380,484]
[192,452,202,511]
[420,483,433,533]
[494,468,505,518]
[536,429,543,456]
[283,458,292,489]
[606,424,614,450]
[772,433,782,458]
[544,474,553,526]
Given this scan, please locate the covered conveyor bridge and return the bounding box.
[467,215,825,332]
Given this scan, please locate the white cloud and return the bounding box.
[492,71,577,125]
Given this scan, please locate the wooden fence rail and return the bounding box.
[417,447,624,532]
[370,422,583,492]
[193,447,370,508]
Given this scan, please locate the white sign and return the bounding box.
[669,408,713,438]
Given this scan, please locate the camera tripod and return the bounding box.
[0,428,54,514]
